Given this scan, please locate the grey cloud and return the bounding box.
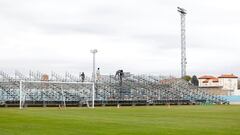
[0,0,239,77]
[132,34,179,49]
[38,23,116,35]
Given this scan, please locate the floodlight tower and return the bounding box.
[90,49,98,108]
[177,7,187,78]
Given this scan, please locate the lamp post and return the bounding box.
[90,49,97,108]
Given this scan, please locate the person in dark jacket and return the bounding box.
[80,72,85,82]
[115,70,124,85]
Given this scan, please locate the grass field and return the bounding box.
[0,105,240,135]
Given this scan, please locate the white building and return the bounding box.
[199,75,220,88]
[198,74,239,96]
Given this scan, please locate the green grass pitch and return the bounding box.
[0,105,240,135]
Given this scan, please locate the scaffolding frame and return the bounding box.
[19,80,94,109]
[0,71,229,109]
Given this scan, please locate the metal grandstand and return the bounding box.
[0,71,229,108]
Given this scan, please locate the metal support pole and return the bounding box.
[92,52,95,108]
[19,80,22,109]
[61,85,66,108]
[90,49,98,108]
[42,89,45,107]
[92,82,95,108]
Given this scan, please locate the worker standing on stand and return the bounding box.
[80,72,85,82]
[119,70,124,85]
[115,69,124,108]
[96,68,101,82]
[115,70,124,86]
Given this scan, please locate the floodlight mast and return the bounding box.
[90,49,98,108]
[177,7,187,78]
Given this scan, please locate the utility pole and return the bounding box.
[177,7,187,78]
[90,49,98,108]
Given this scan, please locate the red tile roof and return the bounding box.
[199,75,216,79]
[218,74,238,78]
[199,75,219,83]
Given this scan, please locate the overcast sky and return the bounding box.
[0,0,239,77]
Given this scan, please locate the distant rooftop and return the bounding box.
[199,74,238,79]
[199,75,217,79]
[218,74,238,78]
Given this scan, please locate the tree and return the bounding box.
[191,75,199,86]
[182,75,191,82]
